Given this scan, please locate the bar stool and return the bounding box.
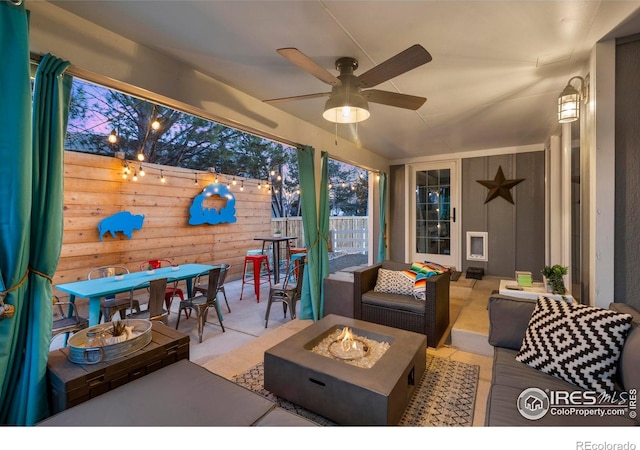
[240,254,271,302]
[288,251,307,281]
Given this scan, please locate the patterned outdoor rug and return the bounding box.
[233,353,479,426]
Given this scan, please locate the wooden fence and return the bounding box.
[271,216,369,253]
[54,151,271,295]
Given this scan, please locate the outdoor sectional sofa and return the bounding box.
[39,359,317,426]
[485,293,640,426]
[353,260,450,348]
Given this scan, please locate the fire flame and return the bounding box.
[337,327,357,352]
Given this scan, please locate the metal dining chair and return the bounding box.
[194,263,231,313]
[139,259,185,313]
[51,295,89,343]
[265,258,305,328]
[88,265,141,322]
[126,278,170,325]
[175,267,225,343]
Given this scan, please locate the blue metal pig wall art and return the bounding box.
[98,211,145,241]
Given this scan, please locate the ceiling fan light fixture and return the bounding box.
[323,92,370,124]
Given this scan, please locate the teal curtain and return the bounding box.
[377,172,387,262]
[0,1,34,425]
[0,6,72,422]
[296,146,329,321]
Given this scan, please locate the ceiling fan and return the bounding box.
[263,44,432,124]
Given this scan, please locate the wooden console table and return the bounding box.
[47,322,189,414]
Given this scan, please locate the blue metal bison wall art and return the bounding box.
[98,211,145,241]
[189,183,237,226]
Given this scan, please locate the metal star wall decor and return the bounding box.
[476,166,525,204]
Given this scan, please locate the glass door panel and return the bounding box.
[411,162,458,267]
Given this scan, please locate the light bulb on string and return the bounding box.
[194,173,198,185]
[108,129,117,144]
[137,151,145,162]
[139,165,145,177]
[240,181,244,192]
[270,169,275,176]
[159,170,166,183]
[232,178,237,185]
[132,170,138,182]
[151,119,160,130]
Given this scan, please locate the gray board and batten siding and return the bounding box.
[461,152,545,278]
[389,151,545,279]
[615,34,640,311]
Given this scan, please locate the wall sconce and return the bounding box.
[558,75,589,123]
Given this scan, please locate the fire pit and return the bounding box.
[264,314,426,425]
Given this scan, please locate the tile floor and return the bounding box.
[52,272,500,427]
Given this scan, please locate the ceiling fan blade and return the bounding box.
[263,92,331,104]
[357,44,432,88]
[362,89,426,110]
[276,48,341,86]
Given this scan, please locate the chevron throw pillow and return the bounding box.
[516,296,633,393]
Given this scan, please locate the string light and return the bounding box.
[137,151,145,162]
[108,129,117,144]
[151,119,160,130]
[114,156,309,191]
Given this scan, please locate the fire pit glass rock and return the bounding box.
[311,326,390,368]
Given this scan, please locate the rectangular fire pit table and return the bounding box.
[264,314,426,425]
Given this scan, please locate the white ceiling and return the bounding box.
[49,0,640,161]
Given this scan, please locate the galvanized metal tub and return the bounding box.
[67,319,153,364]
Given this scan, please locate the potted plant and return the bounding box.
[541,264,568,295]
[273,229,282,237]
[146,264,155,275]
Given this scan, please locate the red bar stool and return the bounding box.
[240,254,271,302]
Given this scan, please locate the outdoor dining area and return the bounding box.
[52,244,308,351]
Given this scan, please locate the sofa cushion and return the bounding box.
[488,294,537,350]
[516,297,633,393]
[361,290,426,314]
[373,268,414,296]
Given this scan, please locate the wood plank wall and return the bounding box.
[53,151,272,298]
